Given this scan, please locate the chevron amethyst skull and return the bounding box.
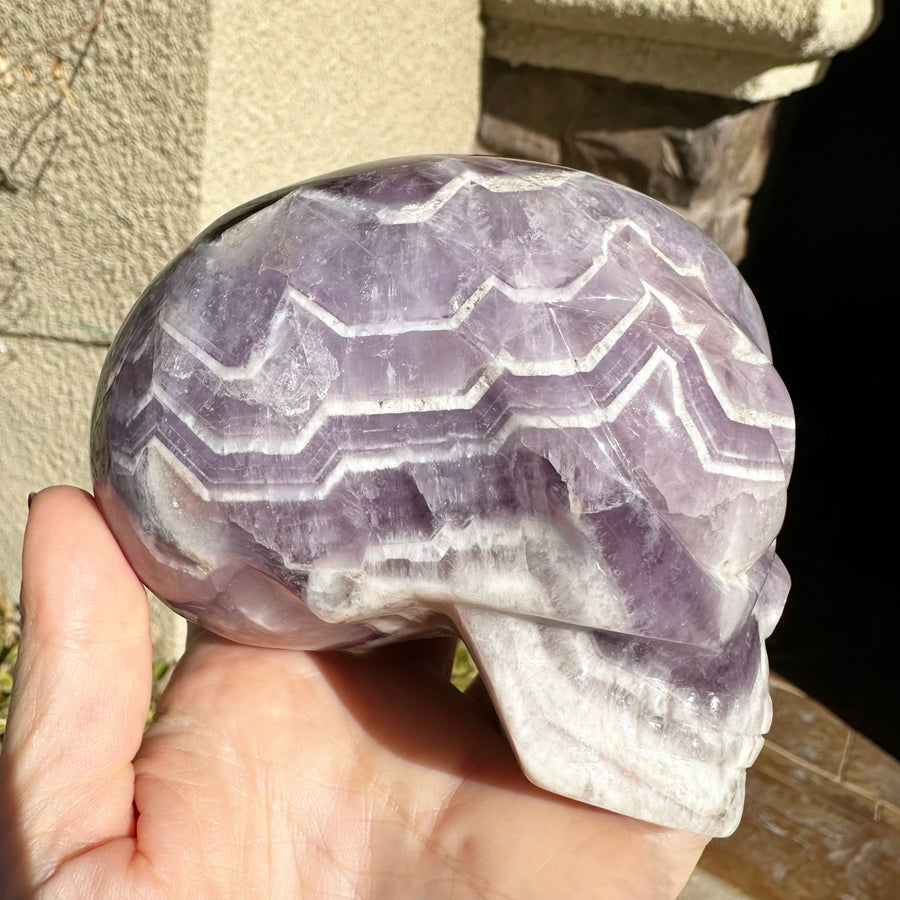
[91,155,794,836]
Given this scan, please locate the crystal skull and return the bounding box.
[90,155,794,836]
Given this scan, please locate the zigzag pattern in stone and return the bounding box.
[91,156,795,837]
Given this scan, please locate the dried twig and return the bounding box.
[4,0,109,69]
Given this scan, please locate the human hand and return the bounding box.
[0,486,708,899]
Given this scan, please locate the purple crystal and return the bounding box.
[91,156,794,836]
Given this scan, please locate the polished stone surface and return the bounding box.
[91,155,794,835]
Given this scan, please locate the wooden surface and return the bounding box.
[681,674,900,899]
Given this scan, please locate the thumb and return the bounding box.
[0,486,151,891]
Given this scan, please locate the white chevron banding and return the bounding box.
[647,287,795,431]
[374,169,575,225]
[156,243,620,381]
[131,341,786,505]
[284,230,622,339]
[154,219,717,382]
[501,290,650,377]
[122,384,155,427]
[104,332,149,394]
[144,273,789,464]
[283,219,713,339]
[141,310,668,460]
[492,350,785,482]
[159,299,296,383]
[119,194,791,501]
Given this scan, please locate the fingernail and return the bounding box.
[27,491,36,509]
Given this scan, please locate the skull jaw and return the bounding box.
[456,606,771,838]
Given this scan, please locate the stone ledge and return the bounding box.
[479,60,776,260]
[483,0,882,99]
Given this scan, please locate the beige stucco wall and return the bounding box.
[0,0,482,606]
[201,0,483,222]
[1,0,210,608]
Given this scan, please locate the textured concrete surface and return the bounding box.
[483,0,882,99]
[200,0,482,222]
[1,0,208,344]
[1,0,209,606]
[0,0,482,606]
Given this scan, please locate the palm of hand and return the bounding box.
[0,488,707,899]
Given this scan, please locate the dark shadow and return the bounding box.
[740,8,897,756]
[3,26,100,193]
[311,636,539,796]
[0,734,38,899]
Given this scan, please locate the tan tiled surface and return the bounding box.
[680,675,900,899]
